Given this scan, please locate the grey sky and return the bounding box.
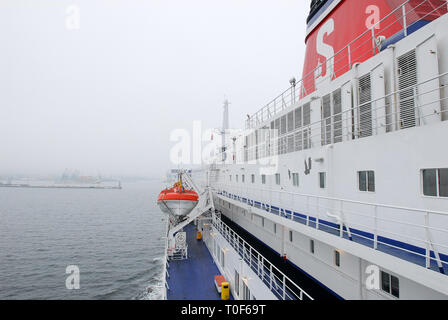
[0,0,310,177]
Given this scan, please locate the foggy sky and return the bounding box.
[0,0,310,178]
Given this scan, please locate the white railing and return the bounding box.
[214,183,448,274]
[212,216,313,300]
[241,71,448,161]
[246,0,448,129]
[162,220,170,299]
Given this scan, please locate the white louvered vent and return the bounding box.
[295,106,302,130]
[398,50,418,129]
[303,103,311,126]
[287,111,294,132]
[287,134,294,153]
[321,94,332,146]
[280,115,287,135]
[303,103,311,149]
[333,89,342,143]
[358,73,373,138]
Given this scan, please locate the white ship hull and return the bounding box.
[192,10,448,300]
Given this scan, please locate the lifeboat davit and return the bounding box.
[157,181,199,217]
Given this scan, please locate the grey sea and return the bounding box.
[0,180,166,300]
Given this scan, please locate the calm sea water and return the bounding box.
[0,181,166,300]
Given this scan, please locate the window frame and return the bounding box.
[380,271,400,299]
[275,173,281,185]
[358,170,375,193]
[292,173,299,187]
[421,168,448,198]
[334,250,340,267]
[319,172,326,189]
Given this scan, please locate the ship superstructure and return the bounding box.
[162,0,448,300]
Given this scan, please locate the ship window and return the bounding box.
[310,240,315,254]
[289,230,293,242]
[261,217,265,227]
[422,168,448,197]
[358,171,375,192]
[274,223,277,234]
[381,271,399,298]
[440,169,448,197]
[275,173,281,185]
[229,175,232,182]
[334,250,340,267]
[319,172,326,189]
[261,174,266,184]
[292,173,299,187]
[251,174,255,183]
[242,174,245,183]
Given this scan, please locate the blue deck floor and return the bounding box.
[166,223,233,300]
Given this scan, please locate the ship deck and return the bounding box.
[166,222,233,300]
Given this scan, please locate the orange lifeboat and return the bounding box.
[157,180,199,217]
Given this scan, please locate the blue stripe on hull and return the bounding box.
[220,192,448,274]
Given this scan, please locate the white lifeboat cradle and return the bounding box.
[165,172,215,261]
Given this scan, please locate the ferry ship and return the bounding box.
[160,0,448,300]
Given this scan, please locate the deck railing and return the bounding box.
[245,0,448,129]
[214,183,448,274]
[212,216,313,300]
[240,72,448,160]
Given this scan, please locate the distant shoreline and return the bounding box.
[0,183,122,190]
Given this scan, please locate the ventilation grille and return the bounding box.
[280,115,287,135]
[303,103,311,149]
[398,49,418,129]
[322,94,332,145]
[358,73,373,137]
[287,111,294,133]
[333,89,342,143]
[294,106,302,130]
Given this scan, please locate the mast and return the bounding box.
[221,100,230,162]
